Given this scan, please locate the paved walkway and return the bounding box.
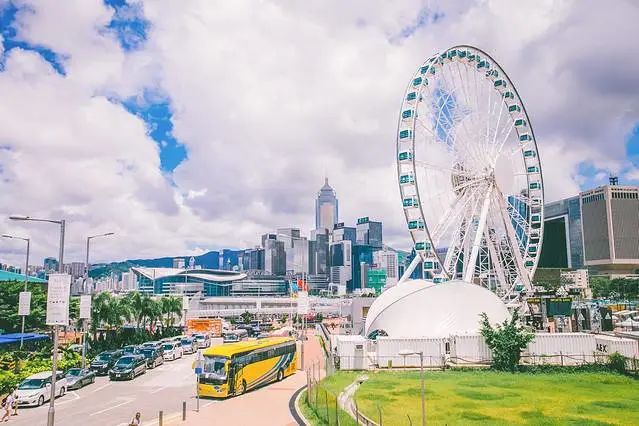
[172,329,324,426]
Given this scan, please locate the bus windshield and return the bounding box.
[203,356,227,379]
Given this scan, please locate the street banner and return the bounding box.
[297,291,309,315]
[18,291,31,316]
[182,295,189,311]
[80,295,92,319]
[46,273,71,326]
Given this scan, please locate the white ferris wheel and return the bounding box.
[396,45,544,301]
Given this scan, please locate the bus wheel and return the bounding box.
[277,369,284,382]
[238,380,247,395]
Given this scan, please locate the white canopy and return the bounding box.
[364,279,510,338]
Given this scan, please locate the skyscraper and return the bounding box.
[315,178,338,232]
[356,217,383,248]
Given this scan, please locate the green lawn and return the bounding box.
[350,370,639,426]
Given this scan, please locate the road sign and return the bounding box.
[182,295,189,311]
[80,295,91,319]
[297,291,309,315]
[46,274,71,326]
[18,291,31,316]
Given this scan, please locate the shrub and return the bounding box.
[480,309,534,372]
[608,352,626,375]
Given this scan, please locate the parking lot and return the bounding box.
[8,352,203,426]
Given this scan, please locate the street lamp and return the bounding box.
[1,234,30,348]
[10,215,65,426]
[398,349,425,426]
[82,232,115,368]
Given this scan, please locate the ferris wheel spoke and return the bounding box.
[431,185,482,246]
[414,160,474,176]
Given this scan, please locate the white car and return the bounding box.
[15,371,68,407]
[162,342,183,361]
[192,333,210,349]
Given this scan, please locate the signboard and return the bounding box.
[546,297,572,317]
[182,295,190,311]
[79,295,92,319]
[18,291,31,316]
[46,274,71,326]
[187,318,222,336]
[297,291,309,315]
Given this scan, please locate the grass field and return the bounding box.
[351,370,639,426]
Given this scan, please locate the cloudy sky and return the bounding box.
[0,0,638,266]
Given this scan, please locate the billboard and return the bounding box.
[187,318,222,337]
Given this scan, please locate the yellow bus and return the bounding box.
[198,337,297,398]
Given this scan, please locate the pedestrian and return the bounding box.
[129,412,141,426]
[1,389,14,422]
[10,389,17,417]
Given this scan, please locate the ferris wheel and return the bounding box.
[396,45,544,300]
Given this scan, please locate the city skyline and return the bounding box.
[1,1,639,267]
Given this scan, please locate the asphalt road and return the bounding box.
[9,353,200,426]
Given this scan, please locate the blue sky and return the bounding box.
[0,0,186,174]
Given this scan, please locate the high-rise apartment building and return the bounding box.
[43,257,58,272]
[580,184,639,273]
[356,217,383,248]
[315,178,338,232]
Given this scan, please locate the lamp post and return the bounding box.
[398,349,425,426]
[82,232,114,368]
[2,234,30,348]
[10,215,65,426]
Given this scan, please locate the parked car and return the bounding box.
[90,350,123,375]
[109,355,147,380]
[122,345,138,355]
[137,347,164,369]
[162,342,183,361]
[141,341,162,350]
[15,371,67,407]
[67,344,84,354]
[181,337,197,354]
[192,333,210,349]
[64,368,96,390]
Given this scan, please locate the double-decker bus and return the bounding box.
[198,337,297,398]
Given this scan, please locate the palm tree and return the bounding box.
[142,296,162,331]
[160,296,183,329]
[124,291,146,329]
[91,291,112,340]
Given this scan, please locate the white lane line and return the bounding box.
[56,391,81,405]
[89,397,135,416]
[90,382,112,393]
[149,385,168,394]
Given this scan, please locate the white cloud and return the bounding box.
[1,0,639,266]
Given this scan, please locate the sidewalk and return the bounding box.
[171,329,324,426]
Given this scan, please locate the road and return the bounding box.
[9,354,198,426]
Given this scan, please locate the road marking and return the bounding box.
[91,382,112,393]
[89,397,134,416]
[149,385,168,394]
[203,400,216,408]
[57,391,81,405]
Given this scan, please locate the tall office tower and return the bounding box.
[580,183,639,274]
[43,257,58,272]
[332,223,356,244]
[539,195,584,269]
[262,234,286,276]
[242,248,265,271]
[374,248,399,287]
[276,228,309,274]
[219,249,241,271]
[310,228,330,275]
[329,240,352,290]
[352,244,374,291]
[355,217,383,248]
[315,178,339,232]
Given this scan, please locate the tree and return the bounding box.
[0,281,48,333]
[479,309,534,372]
[240,310,253,324]
[160,296,182,329]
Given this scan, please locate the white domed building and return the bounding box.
[364,279,510,338]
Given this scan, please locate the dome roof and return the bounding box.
[364,279,510,338]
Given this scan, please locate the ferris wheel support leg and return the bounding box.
[463,184,493,283]
[399,255,422,284]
